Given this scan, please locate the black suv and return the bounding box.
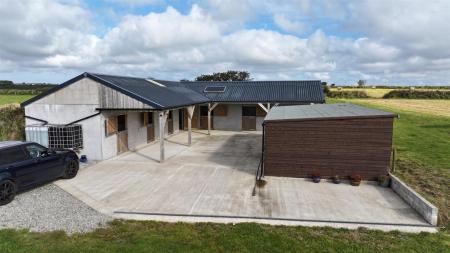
[0,141,79,205]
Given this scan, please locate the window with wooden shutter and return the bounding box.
[256,106,267,117]
[105,116,117,136]
[214,104,228,116]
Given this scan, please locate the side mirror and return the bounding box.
[39,150,49,157]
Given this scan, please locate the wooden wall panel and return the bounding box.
[263,117,394,180]
[214,105,228,116]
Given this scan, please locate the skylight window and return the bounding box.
[204,86,226,93]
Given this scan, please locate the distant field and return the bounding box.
[330,88,394,98]
[0,95,34,107]
[330,88,450,98]
[350,99,450,117]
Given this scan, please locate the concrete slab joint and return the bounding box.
[390,173,438,226]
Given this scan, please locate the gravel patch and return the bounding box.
[0,183,112,234]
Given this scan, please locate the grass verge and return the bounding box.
[0,220,449,253]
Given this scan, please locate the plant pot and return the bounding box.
[312,177,321,183]
[378,175,390,187]
[332,178,341,184]
[350,180,361,186]
[378,178,390,187]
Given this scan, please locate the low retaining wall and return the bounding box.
[390,174,438,226]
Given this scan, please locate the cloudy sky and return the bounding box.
[0,0,449,85]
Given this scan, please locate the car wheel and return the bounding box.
[62,160,79,179]
[0,180,16,206]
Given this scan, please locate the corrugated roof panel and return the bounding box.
[265,103,397,121]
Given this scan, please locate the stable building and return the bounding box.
[21,72,324,162]
[262,103,397,180]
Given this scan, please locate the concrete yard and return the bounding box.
[55,131,435,233]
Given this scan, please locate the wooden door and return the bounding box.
[117,131,128,153]
[242,106,257,130]
[117,114,128,154]
[191,106,200,129]
[199,105,213,130]
[144,112,155,142]
[167,111,174,134]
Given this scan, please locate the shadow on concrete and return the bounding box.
[204,133,262,175]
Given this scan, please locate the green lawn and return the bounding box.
[0,94,34,106]
[0,220,449,253]
[0,98,449,252]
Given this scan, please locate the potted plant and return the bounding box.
[332,175,341,184]
[378,175,390,187]
[311,172,321,183]
[350,174,362,186]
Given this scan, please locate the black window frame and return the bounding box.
[117,114,127,132]
[242,106,257,117]
[24,143,48,159]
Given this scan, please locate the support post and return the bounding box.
[257,103,269,113]
[186,105,195,146]
[207,103,219,135]
[207,103,211,135]
[159,111,168,163]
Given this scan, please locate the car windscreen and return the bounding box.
[0,147,28,165]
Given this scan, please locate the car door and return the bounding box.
[23,144,64,180]
[1,146,38,189]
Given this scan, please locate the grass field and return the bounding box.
[0,94,33,107]
[0,94,449,252]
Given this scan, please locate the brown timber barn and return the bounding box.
[262,103,397,180]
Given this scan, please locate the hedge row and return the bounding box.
[383,90,450,99]
[0,89,43,95]
[326,90,370,99]
[0,106,25,140]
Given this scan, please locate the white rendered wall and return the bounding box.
[24,78,104,161]
[213,104,242,131]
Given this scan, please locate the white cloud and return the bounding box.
[273,14,305,34]
[1,0,450,85]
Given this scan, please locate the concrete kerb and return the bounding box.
[390,173,438,226]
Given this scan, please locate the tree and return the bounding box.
[0,80,14,85]
[195,71,251,81]
[357,80,366,88]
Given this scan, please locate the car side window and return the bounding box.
[25,144,47,159]
[0,147,28,165]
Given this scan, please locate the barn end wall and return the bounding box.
[263,117,394,180]
[24,78,104,161]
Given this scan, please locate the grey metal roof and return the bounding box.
[159,80,324,103]
[22,72,325,109]
[89,73,210,109]
[265,103,397,122]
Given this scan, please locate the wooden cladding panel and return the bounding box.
[214,104,228,116]
[264,117,394,180]
[105,116,117,136]
[256,106,267,117]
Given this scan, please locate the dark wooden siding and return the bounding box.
[263,117,394,180]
